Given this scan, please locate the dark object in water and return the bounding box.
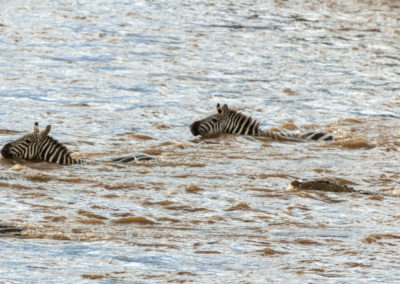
[289,180,373,195]
[0,224,24,236]
[111,154,154,163]
[290,180,355,193]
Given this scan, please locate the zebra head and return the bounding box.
[190,103,230,137]
[1,122,52,160]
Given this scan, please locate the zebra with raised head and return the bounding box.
[190,103,333,141]
[1,122,153,165]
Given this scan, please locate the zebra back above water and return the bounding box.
[1,122,154,165]
[190,104,333,141]
[1,122,83,165]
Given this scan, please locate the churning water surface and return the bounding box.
[0,0,399,283]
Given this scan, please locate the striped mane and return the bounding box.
[40,135,74,163]
[225,108,261,136]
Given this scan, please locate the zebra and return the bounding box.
[190,103,333,141]
[1,122,153,165]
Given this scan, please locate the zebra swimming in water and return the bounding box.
[1,122,153,165]
[190,103,333,141]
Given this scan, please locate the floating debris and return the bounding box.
[0,224,24,236]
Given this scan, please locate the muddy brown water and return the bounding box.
[0,0,399,282]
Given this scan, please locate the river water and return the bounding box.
[0,0,399,282]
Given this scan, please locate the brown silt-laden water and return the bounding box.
[0,0,399,282]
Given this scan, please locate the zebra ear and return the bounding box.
[33,122,39,133]
[222,104,229,114]
[217,103,222,114]
[39,125,51,136]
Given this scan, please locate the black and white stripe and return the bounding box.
[1,123,83,165]
[38,136,82,165]
[1,122,153,165]
[190,104,333,141]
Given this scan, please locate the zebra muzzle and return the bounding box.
[1,143,13,159]
[190,121,201,136]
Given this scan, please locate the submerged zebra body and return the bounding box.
[190,104,333,141]
[1,122,153,165]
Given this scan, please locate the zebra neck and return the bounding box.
[38,136,84,165]
[226,112,261,136]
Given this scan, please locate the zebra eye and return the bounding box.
[211,118,218,123]
[24,139,31,144]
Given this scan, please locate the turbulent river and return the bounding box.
[0,0,399,282]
